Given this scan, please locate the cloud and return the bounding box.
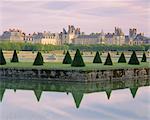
[0,0,149,36]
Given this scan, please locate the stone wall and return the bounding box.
[0,68,149,82]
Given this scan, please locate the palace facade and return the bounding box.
[0,25,149,45]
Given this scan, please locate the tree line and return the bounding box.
[0,42,149,51]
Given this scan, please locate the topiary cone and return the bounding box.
[0,49,6,65]
[104,53,113,65]
[118,52,126,63]
[11,50,19,62]
[33,52,44,66]
[71,49,85,67]
[128,51,139,65]
[62,51,72,64]
[141,52,147,62]
[93,51,102,63]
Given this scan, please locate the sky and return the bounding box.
[0,87,150,120]
[0,0,149,36]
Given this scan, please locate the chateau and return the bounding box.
[0,25,149,45]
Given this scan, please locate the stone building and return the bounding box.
[0,29,25,42]
[0,26,149,45]
[73,30,105,45]
[125,28,150,45]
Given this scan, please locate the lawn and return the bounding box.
[0,62,149,71]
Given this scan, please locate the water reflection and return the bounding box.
[0,78,149,108]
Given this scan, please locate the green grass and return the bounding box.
[0,62,149,71]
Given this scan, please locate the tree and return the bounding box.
[141,52,147,62]
[128,51,140,65]
[104,53,113,65]
[93,51,102,63]
[0,49,6,65]
[118,52,126,63]
[33,52,44,65]
[71,49,85,67]
[11,50,19,62]
[62,51,72,64]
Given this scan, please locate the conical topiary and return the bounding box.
[0,49,6,65]
[71,49,85,67]
[93,51,102,63]
[128,51,139,65]
[116,51,119,55]
[141,52,147,62]
[33,52,44,65]
[118,52,126,63]
[11,50,19,62]
[62,51,72,64]
[104,53,113,65]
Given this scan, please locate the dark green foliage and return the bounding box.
[130,87,138,98]
[72,91,84,108]
[62,51,72,64]
[33,52,44,66]
[0,49,6,65]
[118,52,126,63]
[93,51,102,63]
[63,50,66,55]
[128,51,140,65]
[11,50,19,62]
[104,53,113,65]
[100,51,102,55]
[116,51,119,55]
[0,42,149,51]
[106,90,112,99]
[34,89,42,102]
[71,49,85,67]
[141,52,147,62]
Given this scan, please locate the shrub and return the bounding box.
[71,49,85,67]
[62,51,72,64]
[116,51,119,55]
[11,50,19,62]
[104,53,113,65]
[63,50,66,55]
[141,52,147,62]
[33,52,44,65]
[93,51,102,63]
[118,52,126,63]
[0,49,6,65]
[128,51,140,65]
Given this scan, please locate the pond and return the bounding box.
[0,78,150,120]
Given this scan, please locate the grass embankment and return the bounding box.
[0,62,149,71]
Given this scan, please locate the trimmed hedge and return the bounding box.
[33,52,44,66]
[71,49,85,67]
[104,53,113,65]
[0,49,6,65]
[128,51,140,65]
[11,50,19,62]
[93,51,102,63]
[141,52,147,62]
[118,52,126,63]
[63,51,72,64]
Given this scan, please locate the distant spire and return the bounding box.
[63,28,67,34]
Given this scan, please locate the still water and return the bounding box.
[0,79,150,120]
